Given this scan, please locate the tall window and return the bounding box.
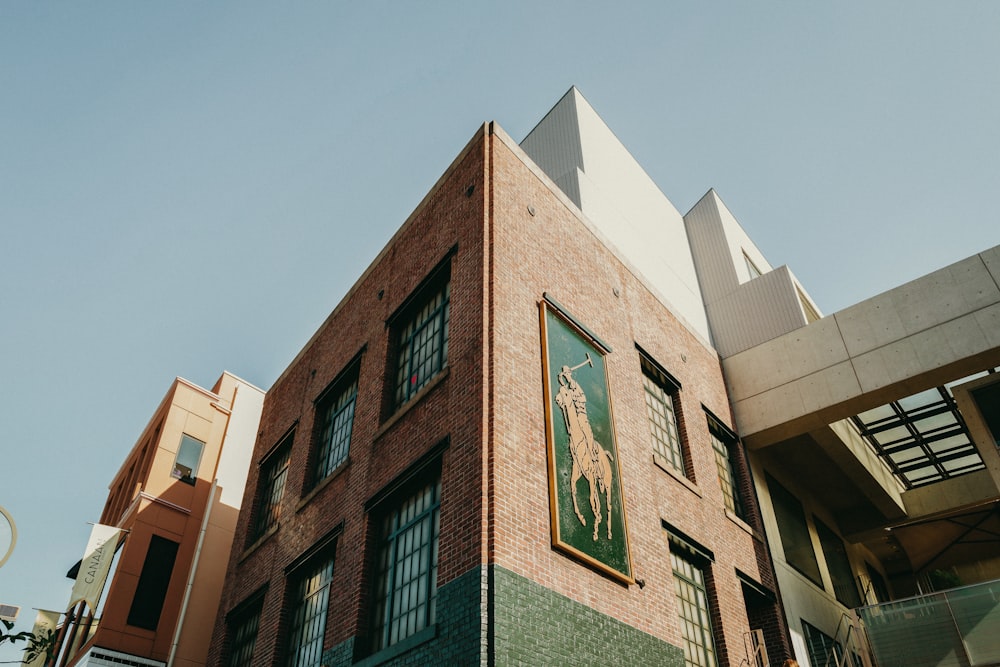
[640,353,687,476]
[671,549,718,667]
[801,620,861,667]
[287,556,335,667]
[251,437,292,542]
[370,475,441,652]
[743,251,762,279]
[709,417,744,519]
[815,518,861,608]
[127,535,179,630]
[226,596,263,667]
[312,365,359,485]
[767,474,823,586]
[172,434,205,485]
[393,269,451,408]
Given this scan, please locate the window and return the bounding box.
[251,436,292,542]
[287,556,335,667]
[708,417,744,519]
[172,434,205,485]
[801,620,861,667]
[640,352,688,477]
[392,266,451,408]
[370,474,441,652]
[767,474,823,586]
[865,562,890,604]
[226,596,263,667]
[815,518,861,608]
[312,364,359,486]
[671,549,718,667]
[127,535,179,630]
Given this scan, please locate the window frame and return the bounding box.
[225,591,265,667]
[639,349,689,478]
[250,431,293,544]
[388,256,453,412]
[667,531,719,667]
[285,554,335,667]
[367,464,442,655]
[815,517,862,608]
[171,434,205,486]
[310,358,361,488]
[767,474,824,587]
[707,415,745,520]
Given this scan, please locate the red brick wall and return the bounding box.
[209,128,490,665]
[486,128,779,665]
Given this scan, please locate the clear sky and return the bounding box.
[1,1,997,654]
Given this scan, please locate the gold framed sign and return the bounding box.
[540,297,633,584]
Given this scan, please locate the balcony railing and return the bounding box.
[857,579,1000,667]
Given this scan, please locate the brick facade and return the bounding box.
[209,122,786,666]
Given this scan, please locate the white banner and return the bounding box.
[68,524,122,612]
[22,608,60,667]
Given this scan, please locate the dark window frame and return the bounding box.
[310,357,361,488]
[638,349,689,479]
[250,429,294,543]
[171,433,205,486]
[707,415,745,520]
[225,589,266,667]
[767,474,824,588]
[815,517,862,608]
[666,529,719,667]
[387,254,453,412]
[364,450,444,656]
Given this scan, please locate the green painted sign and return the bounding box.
[540,301,633,583]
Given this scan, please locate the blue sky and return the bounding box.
[1,1,998,652]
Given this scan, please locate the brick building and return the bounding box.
[208,89,788,667]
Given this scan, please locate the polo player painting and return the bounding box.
[540,298,633,584]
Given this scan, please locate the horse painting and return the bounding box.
[555,356,615,541]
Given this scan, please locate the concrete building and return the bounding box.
[208,88,1000,667]
[50,372,264,667]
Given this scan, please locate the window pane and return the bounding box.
[252,444,291,541]
[371,476,441,652]
[172,434,205,485]
[288,557,334,667]
[227,600,262,667]
[671,550,717,667]
[642,356,686,475]
[767,475,823,586]
[709,420,743,519]
[815,518,861,608]
[314,374,358,484]
[394,281,450,407]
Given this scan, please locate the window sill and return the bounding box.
[653,455,701,497]
[376,368,449,440]
[354,625,437,667]
[296,459,351,513]
[239,523,279,563]
[725,508,763,541]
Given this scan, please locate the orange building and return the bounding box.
[51,372,263,667]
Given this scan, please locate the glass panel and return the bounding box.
[671,550,717,667]
[172,434,205,485]
[898,388,944,412]
[395,282,450,407]
[815,518,861,608]
[371,476,440,652]
[767,475,822,586]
